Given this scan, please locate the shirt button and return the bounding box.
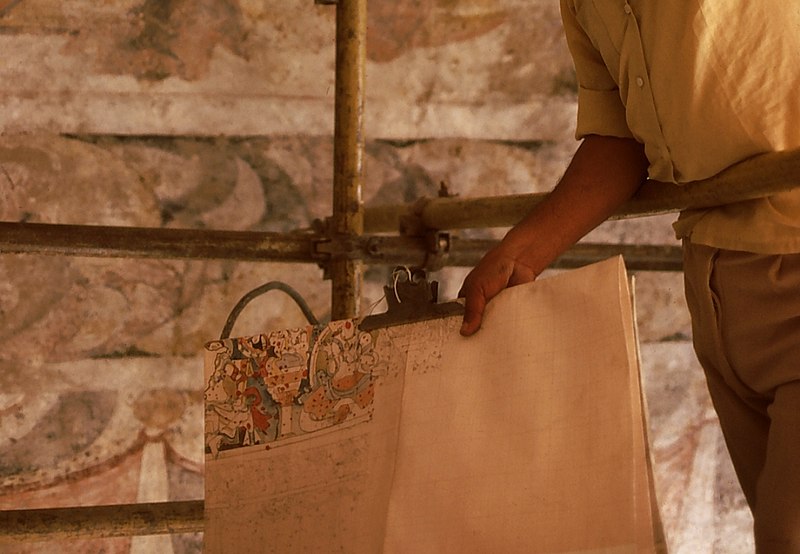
[624,4,632,14]
[635,76,645,87]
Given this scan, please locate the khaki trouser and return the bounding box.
[683,241,800,553]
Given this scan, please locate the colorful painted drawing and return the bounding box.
[203,320,392,458]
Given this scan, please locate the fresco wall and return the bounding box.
[0,0,575,140]
[0,1,751,552]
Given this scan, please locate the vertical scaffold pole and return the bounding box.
[330,0,367,320]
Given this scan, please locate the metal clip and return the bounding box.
[359,267,464,330]
[314,236,361,259]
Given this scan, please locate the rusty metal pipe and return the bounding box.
[0,501,204,542]
[364,149,800,233]
[329,0,367,320]
[0,222,321,262]
[360,236,682,272]
[0,222,682,271]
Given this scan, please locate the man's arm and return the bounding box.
[458,134,649,336]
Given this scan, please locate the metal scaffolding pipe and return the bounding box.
[364,237,683,272]
[0,222,681,271]
[364,149,800,232]
[0,222,320,262]
[0,501,204,542]
[330,0,367,320]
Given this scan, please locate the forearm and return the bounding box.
[500,134,649,275]
[459,134,649,335]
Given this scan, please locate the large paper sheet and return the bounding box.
[204,257,659,553]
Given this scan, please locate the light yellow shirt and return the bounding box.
[560,0,800,253]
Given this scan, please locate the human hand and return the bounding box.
[458,245,538,336]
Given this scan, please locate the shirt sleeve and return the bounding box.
[559,0,634,140]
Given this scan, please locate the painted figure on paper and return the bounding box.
[204,337,282,456]
[204,322,389,457]
[298,320,382,433]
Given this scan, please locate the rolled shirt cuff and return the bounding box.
[575,87,634,140]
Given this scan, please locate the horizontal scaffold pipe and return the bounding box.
[364,149,800,232]
[0,222,321,262]
[0,501,204,542]
[0,222,682,271]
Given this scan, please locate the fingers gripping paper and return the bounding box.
[204,257,660,553]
